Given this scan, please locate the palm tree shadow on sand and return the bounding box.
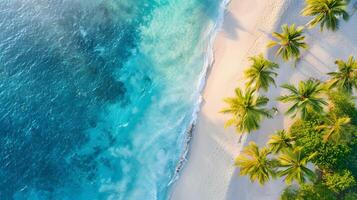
[222,10,247,40]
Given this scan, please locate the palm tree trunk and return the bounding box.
[315,167,324,182]
[293,57,300,68]
[238,134,243,143]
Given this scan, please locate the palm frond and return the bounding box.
[268,24,307,62]
[277,147,316,185]
[221,87,272,134]
[302,0,349,31]
[235,142,275,185]
[327,56,357,94]
[278,79,327,119]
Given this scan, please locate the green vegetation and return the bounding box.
[268,24,308,62]
[221,2,356,199]
[277,147,316,185]
[277,79,327,119]
[268,130,294,154]
[317,113,351,143]
[323,170,356,193]
[328,90,357,125]
[344,192,357,200]
[221,88,272,134]
[302,0,349,31]
[235,142,275,185]
[281,184,337,200]
[327,56,357,94]
[290,117,352,170]
[230,90,357,199]
[244,54,279,91]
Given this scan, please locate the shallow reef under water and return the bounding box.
[0,0,222,199]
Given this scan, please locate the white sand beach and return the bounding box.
[171,0,357,199]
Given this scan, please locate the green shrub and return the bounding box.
[280,184,337,200]
[323,170,356,193]
[328,91,357,126]
[344,192,357,200]
[290,120,351,170]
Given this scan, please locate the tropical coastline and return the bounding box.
[169,0,233,185]
[1,0,356,199]
[171,0,357,199]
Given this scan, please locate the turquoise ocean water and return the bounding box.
[0,0,225,199]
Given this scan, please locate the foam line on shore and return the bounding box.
[168,0,232,186]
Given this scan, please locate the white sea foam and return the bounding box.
[169,0,233,186]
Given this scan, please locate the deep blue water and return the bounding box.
[0,0,222,199]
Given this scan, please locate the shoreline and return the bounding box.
[168,0,232,187]
[171,0,356,199]
[170,0,289,199]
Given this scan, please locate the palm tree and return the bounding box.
[268,24,308,62]
[316,113,351,142]
[268,130,295,154]
[277,147,316,185]
[221,88,272,134]
[244,54,279,91]
[277,79,327,119]
[327,56,357,94]
[235,142,276,185]
[301,0,349,31]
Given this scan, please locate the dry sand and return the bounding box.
[171,0,357,199]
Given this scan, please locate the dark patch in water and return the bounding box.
[0,0,158,198]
